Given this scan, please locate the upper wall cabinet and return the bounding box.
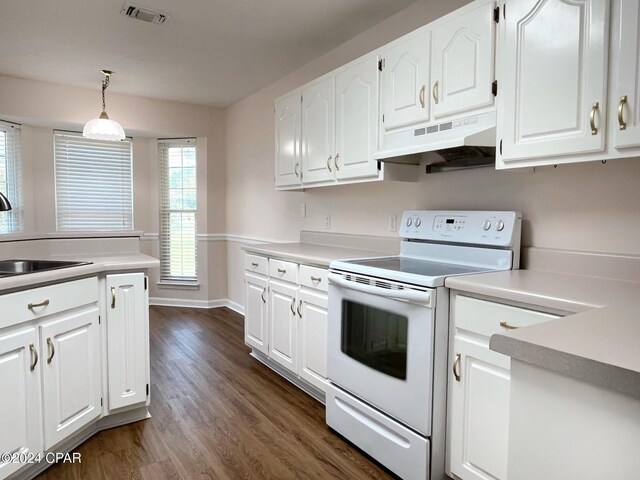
[431,0,496,120]
[274,92,302,188]
[335,55,380,180]
[302,77,336,184]
[382,29,431,131]
[613,0,640,149]
[498,0,610,164]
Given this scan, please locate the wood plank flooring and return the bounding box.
[36,306,394,480]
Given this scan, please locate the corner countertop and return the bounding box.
[445,270,640,400]
[0,253,159,293]
[242,242,392,268]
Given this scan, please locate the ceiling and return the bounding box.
[0,0,418,107]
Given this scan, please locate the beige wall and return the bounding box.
[0,75,228,303]
[224,0,640,307]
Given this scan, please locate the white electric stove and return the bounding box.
[326,210,521,480]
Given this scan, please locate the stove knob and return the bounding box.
[406,218,413,227]
[415,218,422,227]
[483,220,491,231]
[497,220,505,232]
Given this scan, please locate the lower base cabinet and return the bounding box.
[0,328,42,480]
[447,293,559,480]
[244,254,328,395]
[40,305,101,450]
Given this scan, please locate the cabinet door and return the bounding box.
[40,306,101,450]
[268,280,298,373]
[335,56,380,180]
[244,272,268,355]
[106,273,148,410]
[382,29,431,130]
[0,328,42,480]
[500,0,609,162]
[431,0,496,119]
[297,289,328,392]
[301,77,336,184]
[613,0,640,148]
[275,92,302,188]
[449,336,510,480]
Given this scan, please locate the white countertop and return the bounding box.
[243,242,392,268]
[446,270,640,400]
[0,253,159,293]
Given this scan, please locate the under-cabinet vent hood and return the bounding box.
[375,111,496,171]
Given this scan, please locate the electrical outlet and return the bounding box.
[324,214,331,230]
[299,202,306,218]
[388,214,397,232]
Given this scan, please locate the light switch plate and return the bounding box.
[388,214,397,232]
[324,214,331,230]
[299,202,306,218]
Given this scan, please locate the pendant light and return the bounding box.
[0,191,11,211]
[83,69,126,141]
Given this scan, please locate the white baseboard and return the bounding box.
[149,297,244,314]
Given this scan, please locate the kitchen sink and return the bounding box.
[0,259,92,276]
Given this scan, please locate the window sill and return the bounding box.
[156,281,200,291]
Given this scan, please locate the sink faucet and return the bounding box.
[0,191,12,211]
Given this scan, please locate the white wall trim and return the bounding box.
[149,297,244,314]
[140,233,159,241]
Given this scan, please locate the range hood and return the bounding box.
[374,111,496,171]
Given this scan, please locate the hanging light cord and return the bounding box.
[102,75,109,113]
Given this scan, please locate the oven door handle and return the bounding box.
[328,272,431,304]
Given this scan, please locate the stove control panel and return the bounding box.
[400,210,521,247]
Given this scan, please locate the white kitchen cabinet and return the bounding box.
[244,272,269,355]
[106,273,149,411]
[40,305,101,449]
[301,77,336,184]
[498,0,610,163]
[447,294,559,480]
[297,288,328,393]
[613,0,640,149]
[431,0,496,120]
[268,279,299,374]
[274,92,302,188]
[335,55,380,180]
[382,28,431,131]
[0,328,42,480]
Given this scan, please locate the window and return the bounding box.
[0,121,23,233]
[54,131,133,231]
[159,139,197,282]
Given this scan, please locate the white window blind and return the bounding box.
[54,131,133,231]
[0,120,23,234]
[159,139,197,282]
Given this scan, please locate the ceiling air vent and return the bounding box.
[120,3,170,25]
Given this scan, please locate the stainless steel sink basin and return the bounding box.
[0,259,92,276]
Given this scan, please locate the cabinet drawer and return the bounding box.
[269,259,298,284]
[299,265,328,292]
[244,254,268,276]
[0,277,98,330]
[455,295,559,338]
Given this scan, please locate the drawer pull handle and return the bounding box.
[251,262,259,267]
[419,85,426,108]
[618,95,628,130]
[290,298,296,315]
[500,321,519,330]
[29,344,38,371]
[590,101,599,135]
[261,288,266,304]
[28,299,50,310]
[277,268,286,274]
[432,81,439,104]
[310,276,322,282]
[327,155,333,172]
[111,287,116,308]
[297,300,303,318]
[47,338,55,364]
[453,353,461,382]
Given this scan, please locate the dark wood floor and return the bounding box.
[37,306,393,480]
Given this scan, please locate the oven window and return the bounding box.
[341,300,408,380]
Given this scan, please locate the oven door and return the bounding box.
[327,271,435,436]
